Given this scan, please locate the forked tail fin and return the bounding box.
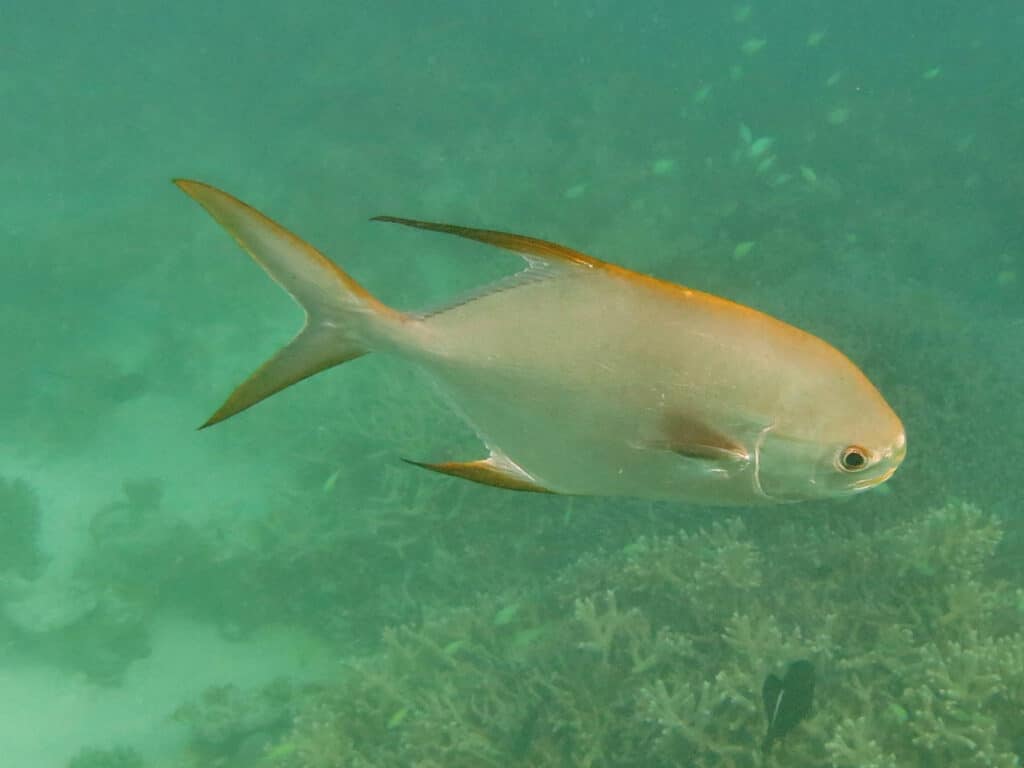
[174,180,403,428]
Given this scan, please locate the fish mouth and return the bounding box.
[851,465,897,491]
[850,434,905,492]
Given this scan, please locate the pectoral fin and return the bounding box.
[403,456,555,493]
[654,412,750,463]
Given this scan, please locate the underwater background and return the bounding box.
[2,1,1022,766]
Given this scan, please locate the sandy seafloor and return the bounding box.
[0,394,330,766]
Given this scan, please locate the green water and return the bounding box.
[2,2,1022,766]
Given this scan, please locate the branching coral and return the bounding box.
[173,679,306,767]
[227,499,1024,768]
[67,745,144,768]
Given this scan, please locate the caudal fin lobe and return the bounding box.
[174,180,401,428]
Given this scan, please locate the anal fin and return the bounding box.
[403,456,555,493]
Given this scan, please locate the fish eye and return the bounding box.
[837,446,868,472]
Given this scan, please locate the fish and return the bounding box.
[747,136,775,159]
[174,180,906,505]
[762,659,815,752]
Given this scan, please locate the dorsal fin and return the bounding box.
[370,216,607,271]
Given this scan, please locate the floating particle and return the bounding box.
[739,122,753,145]
[693,83,713,104]
[885,702,909,723]
[954,134,975,152]
[651,158,676,176]
[493,603,521,626]
[322,468,341,493]
[748,136,775,158]
[733,241,756,259]
[512,627,545,649]
[806,30,826,47]
[826,106,850,125]
[755,155,777,175]
[922,66,941,80]
[733,4,752,22]
[825,71,842,87]
[387,707,409,729]
[564,183,587,199]
[741,38,767,55]
[443,639,466,655]
[799,165,818,184]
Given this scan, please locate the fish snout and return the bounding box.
[891,431,908,466]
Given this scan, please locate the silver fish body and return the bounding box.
[176,181,906,504]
